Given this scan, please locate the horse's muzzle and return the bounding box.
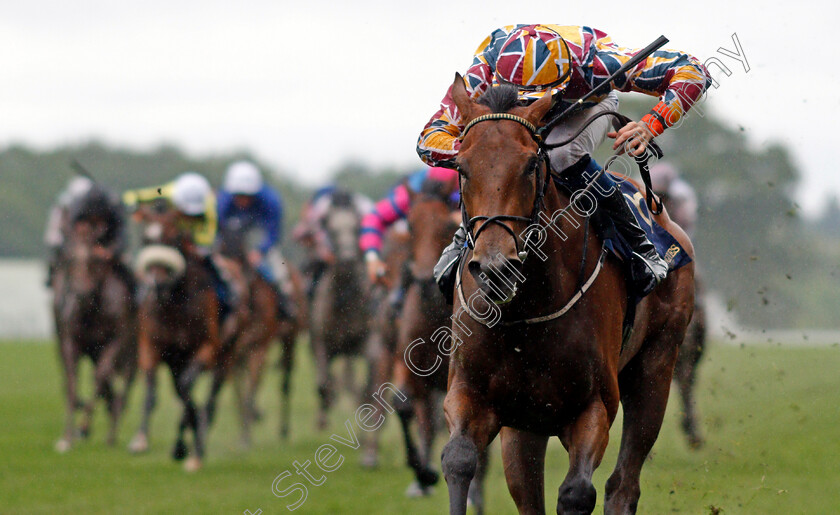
[468,253,523,305]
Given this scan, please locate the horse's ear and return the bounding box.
[451,72,476,124]
[524,89,554,125]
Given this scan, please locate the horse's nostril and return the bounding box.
[467,259,482,277]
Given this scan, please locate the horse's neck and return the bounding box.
[331,261,363,297]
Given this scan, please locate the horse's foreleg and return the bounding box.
[361,331,392,468]
[604,341,679,515]
[415,389,440,488]
[312,335,331,430]
[675,304,706,449]
[173,360,205,466]
[129,368,157,453]
[82,339,121,443]
[56,339,79,453]
[441,384,500,515]
[557,399,613,515]
[205,357,229,428]
[500,427,548,515]
[278,333,296,439]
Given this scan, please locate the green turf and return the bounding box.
[1,339,838,514]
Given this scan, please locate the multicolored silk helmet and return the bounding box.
[494,24,572,97]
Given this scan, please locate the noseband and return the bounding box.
[458,113,551,261]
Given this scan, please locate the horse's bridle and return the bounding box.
[457,113,552,262]
[456,109,664,262]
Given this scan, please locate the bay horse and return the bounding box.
[205,220,306,445]
[53,219,136,452]
[391,186,462,497]
[440,77,695,514]
[361,222,412,467]
[127,204,220,472]
[309,193,372,429]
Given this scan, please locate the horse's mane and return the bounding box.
[476,84,524,113]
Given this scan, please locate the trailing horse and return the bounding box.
[391,187,465,498]
[309,195,373,429]
[53,220,136,452]
[205,221,306,445]
[439,77,695,514]
[127,206,221,472]
[361,223,411,467]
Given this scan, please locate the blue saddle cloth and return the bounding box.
[605,175,692,272]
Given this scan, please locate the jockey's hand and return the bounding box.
[608,121,655,157]
[248,250,263,267]
[365,253,387,285]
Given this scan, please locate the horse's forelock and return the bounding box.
[476,84,523,113]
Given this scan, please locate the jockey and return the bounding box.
[44,176,94,287]
[361,167,459,287]
[123,172,218,251]
[123,172,231,312]
[216,160,294,319]
[418,24,712,298]
[649,162,698,240]
[294,186,372,300]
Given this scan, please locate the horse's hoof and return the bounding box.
[418,467,440,487]
[252,407,264,422]
[79,426,91,439]
[55,438,72,454]
[360,451,378,469]
[183,456,202,472]
[405,481,435,498]
[279,425,290,440]
[316,416,328,431]
[172,440,188,461]
[128,433,149,454]
[688,434,705,450]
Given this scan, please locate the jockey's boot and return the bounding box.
[600,186,668,297]
[434,225,468,304]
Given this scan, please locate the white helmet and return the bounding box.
[224,161,263,195]
[172,172,211,216]
[60,176,93,205]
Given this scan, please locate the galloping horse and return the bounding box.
[53,220,136,452]
[127,204,220,471]
[391,186,462,497]
[309,193,373,429]
[205,220,306,445]
[440,77,695,514]
[361,222,411,467]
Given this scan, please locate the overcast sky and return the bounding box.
[1,0,836,215]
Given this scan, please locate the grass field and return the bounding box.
[1,339,838,514]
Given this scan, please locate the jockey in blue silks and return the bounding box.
[217,160,294,318]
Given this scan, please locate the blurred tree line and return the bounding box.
[0,99,837,328]
[595,96,840,329]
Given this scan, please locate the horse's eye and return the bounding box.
[523,157,538,177]
[456,162,469,180]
